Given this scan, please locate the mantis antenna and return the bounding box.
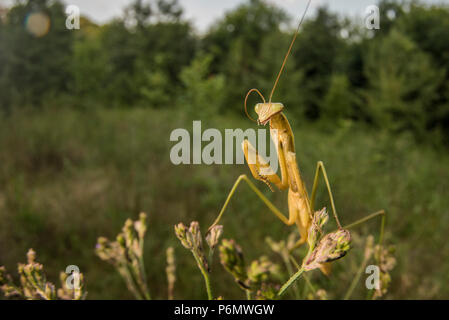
[268,0,312,103]
[244,88,266,123]
[243,0,312,121]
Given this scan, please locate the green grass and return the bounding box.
[0,106,448,299]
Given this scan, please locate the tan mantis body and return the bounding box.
[208,0,343,249]
[243,107,313,244]
[209,99,341,251]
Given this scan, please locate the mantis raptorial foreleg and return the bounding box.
[242,139,288,191]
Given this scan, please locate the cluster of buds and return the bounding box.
[0,266,17,297]
[303,229,351,272]
[174,221,210,272]
[219,239,281,296]
[96,212,151,300]
[58,271,85,300]
[0,249,85,300]
[307,208,329,250]
[266,233,297,262]
[175,221,223,300]
[247,256,281,287]
[219,239,248,289]
[373,244,396,299]
[288,208,351,275]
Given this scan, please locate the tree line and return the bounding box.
[1,0,448,144]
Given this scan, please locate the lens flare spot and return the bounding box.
[25,12,50,37]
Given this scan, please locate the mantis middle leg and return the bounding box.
[208,139,293,231]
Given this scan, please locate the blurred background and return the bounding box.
[0,0,448,299]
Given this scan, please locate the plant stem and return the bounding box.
[138,240,151,299]
[303,273,316,295]
[246,290,252,300]
[278,266,305,297]
[367,213,387,300]
[379,214,386,246]
[284,254,301,299]
[192,252,213,300]
[118,265,144,300]
[344,257,367,300]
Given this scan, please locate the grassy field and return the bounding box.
[0,105,448,299]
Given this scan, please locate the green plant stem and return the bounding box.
[246,290,252,300]
[367,213,387,300]
[208,248,215,270]
[192,252,213,300]
[129,261,149,300]
[118,265,144,300]
[288,254,315,296]
[303,273,316,295]
[138,240,151,299]
[379,214,386,246]
[344,257,367,300]
[278,266,305,297]
[284,254,301,299]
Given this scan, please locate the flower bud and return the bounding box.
[219,239,248,288]
[174,223,192,249]
[134,212,147,239]
[206,225,223,250]
[247,256,280,286]
[304,229,351,271]
[188,221,202,250]
[27,248,36,264]
[307,208,329,249]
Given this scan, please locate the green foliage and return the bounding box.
[2,0,449,143]
[364,29,445,138]
[0,0,73,107]
[203,0,288,110]
[322,74,357,121]
[179,54,225,118]
[291,7,344,119]
[396,3,449,138]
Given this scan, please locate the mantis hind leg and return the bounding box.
[310,161,342,228]
[310,161,387,234]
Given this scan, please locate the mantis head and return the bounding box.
[254,102,284,125]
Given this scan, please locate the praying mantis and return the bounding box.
[208,0,385,276]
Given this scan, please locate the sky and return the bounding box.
[1,0,449,32]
